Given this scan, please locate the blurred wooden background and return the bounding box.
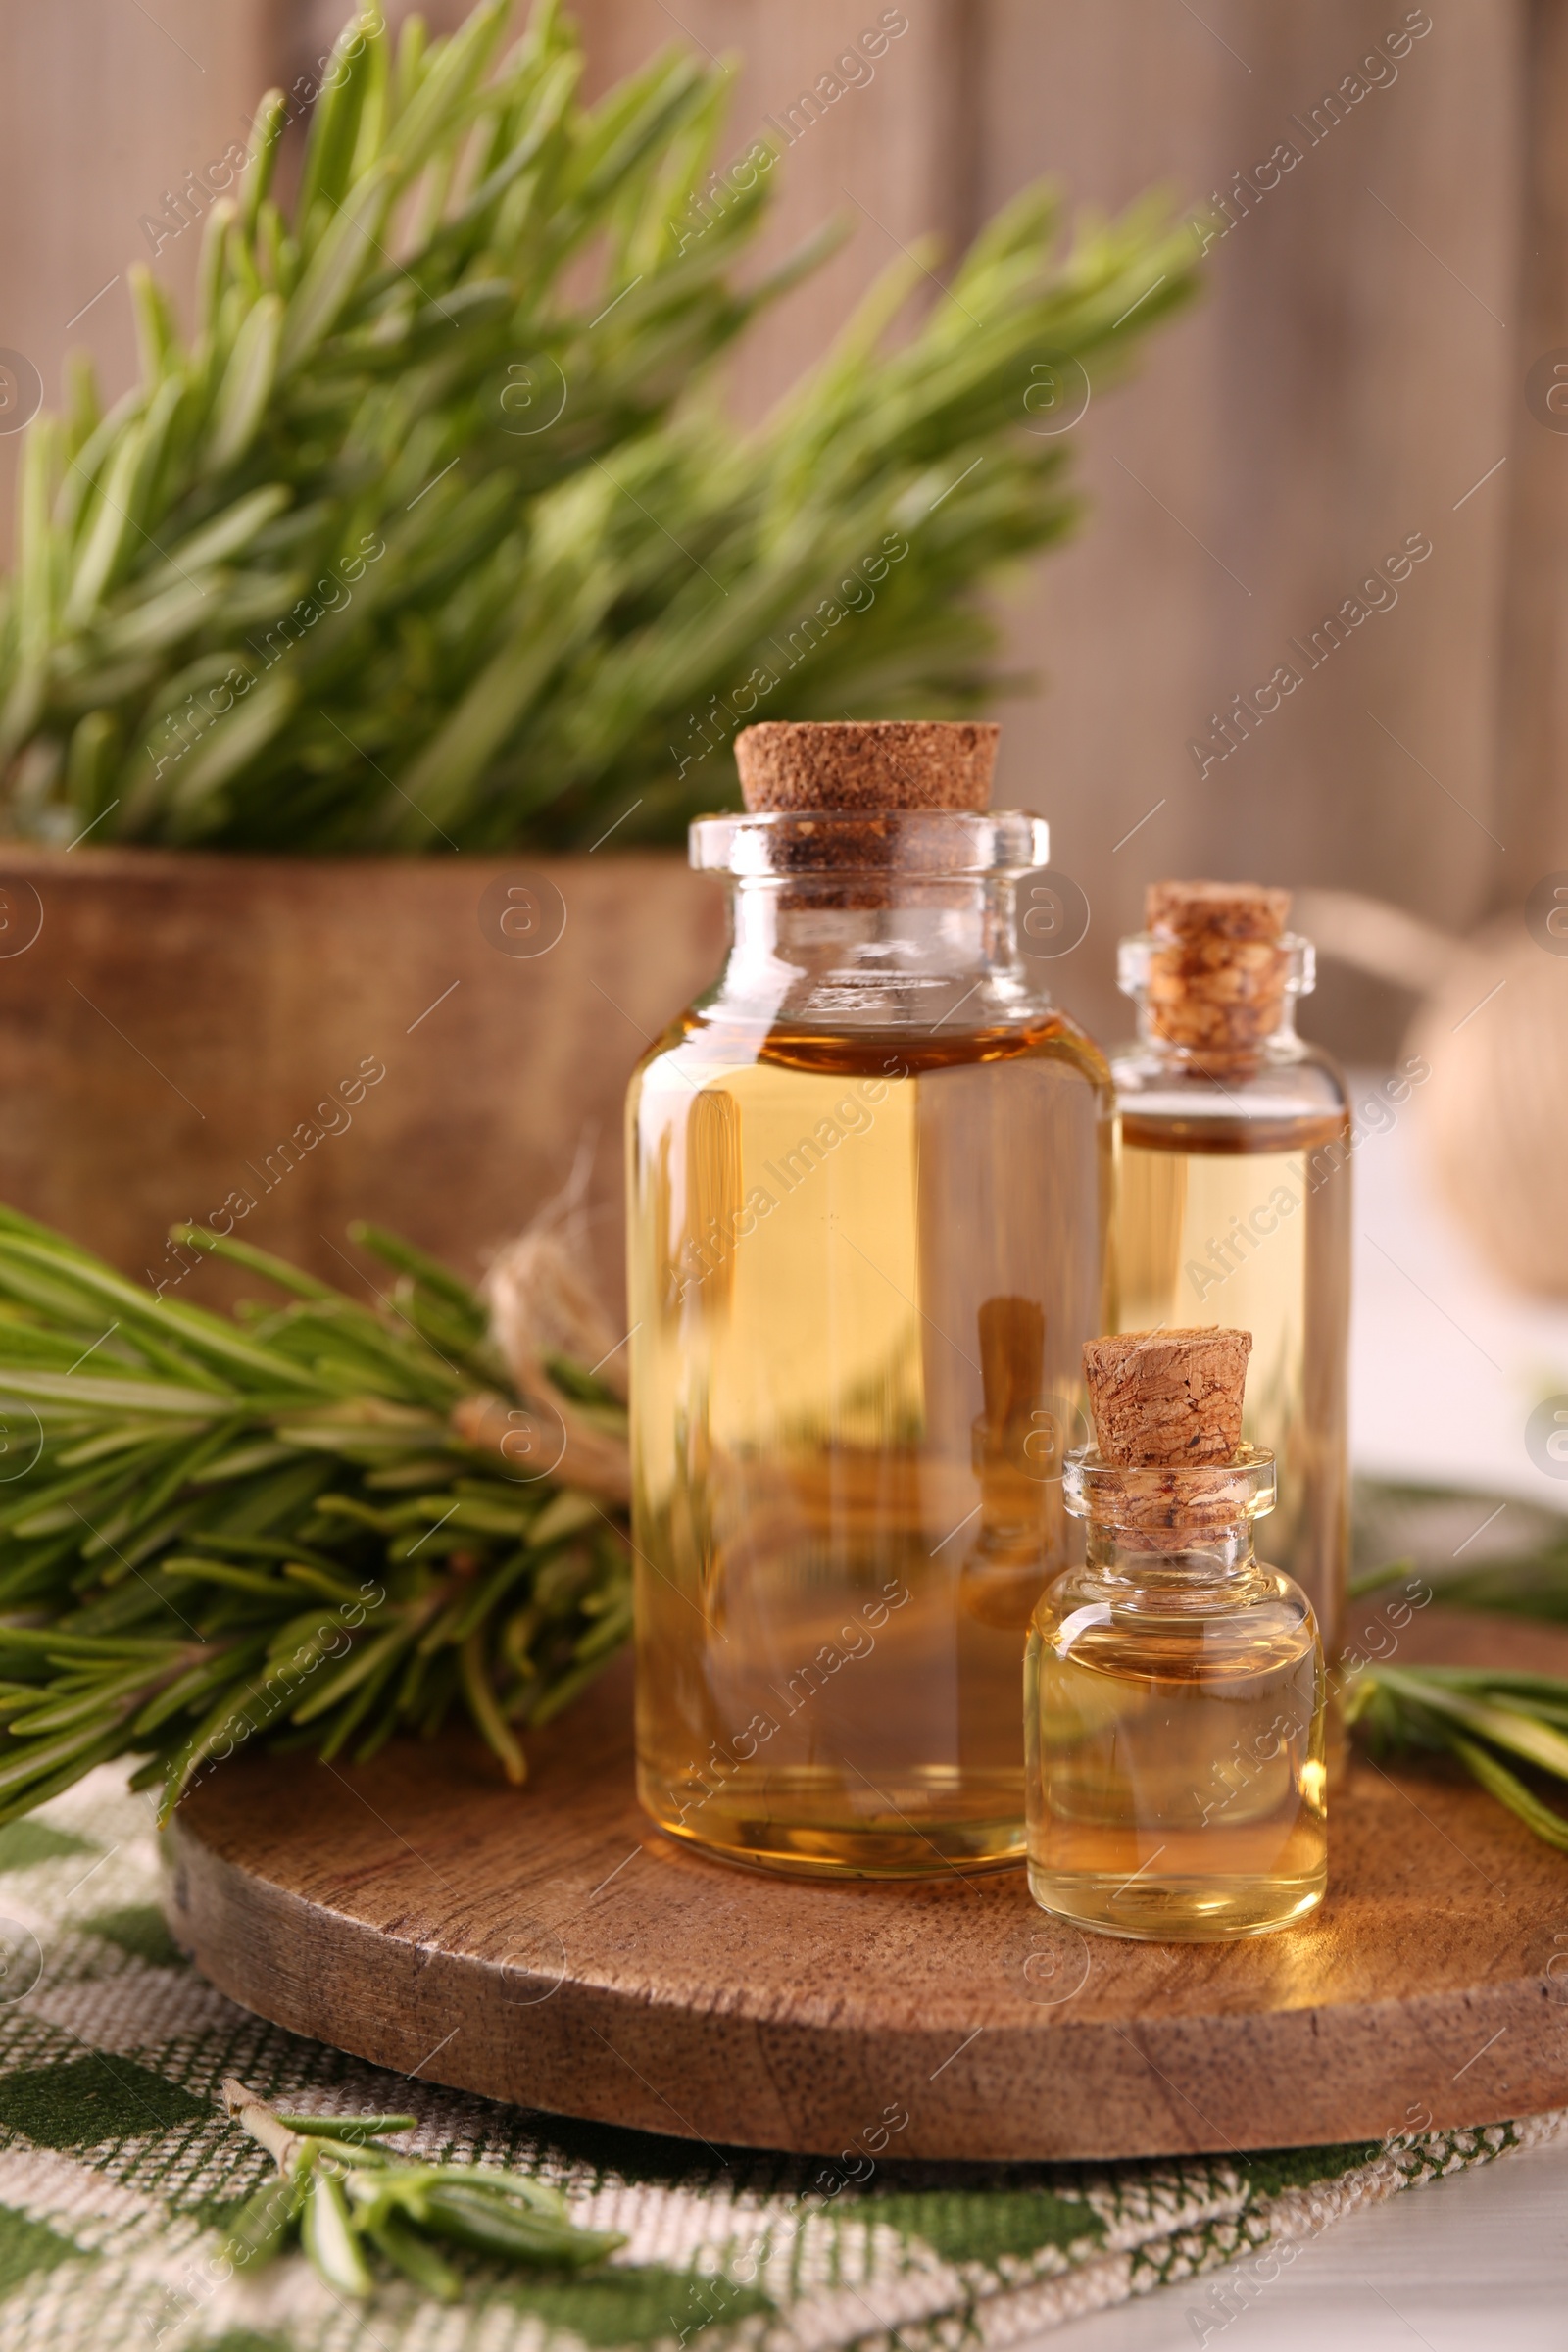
[0,0,1554,1060]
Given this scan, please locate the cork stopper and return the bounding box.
[1080,1327,1255,1543]
[1145,880,1290,943]
[1142,878,1291,1060]
[735,721,998,813]
[1085,1328,1251,1466]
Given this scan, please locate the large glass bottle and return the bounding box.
[1110,881,1351,1658]
[626,728,1113,1878]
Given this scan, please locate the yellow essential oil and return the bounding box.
[627,790,1112,1878]
[1111,884,1351,1660]
[1117,1110,1350,1643]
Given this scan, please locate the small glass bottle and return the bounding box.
[1111,881,1350,1661]
[627,721,1113,1877]
[1026,1328,1326,1939]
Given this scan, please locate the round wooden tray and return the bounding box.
[162,1609,1568,2162]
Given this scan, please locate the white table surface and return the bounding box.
[1046,1082,1568,2347]
[1053,2133,1568,2350]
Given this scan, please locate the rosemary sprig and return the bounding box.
[0,0,1200,851]
[1351,1474,1568,1619]
[1344,1480,1568,1849]
[220,2078,625,2298]
[1348,1663,1568,1851]
[0,1204,630,1821]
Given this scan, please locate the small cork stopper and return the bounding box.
[1082,1328,1255,1544]
[735,721,998,813]
[1143,878,1291,1059]
[1145,879,1290,941]
[1085,1328,1251,1466]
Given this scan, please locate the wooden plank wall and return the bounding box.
[0,0,1537,1058]
[0,3,273,545]
[557,0,1527,1056]
[975,0,1524,1053]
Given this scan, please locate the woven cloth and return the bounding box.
[0,1764,1556,2352]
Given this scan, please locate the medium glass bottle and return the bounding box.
[626,721,1113,1877]
[1025,1328,1327,1940]
[1111,881,1350,1658]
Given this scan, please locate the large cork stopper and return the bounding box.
[735,721,998,813]
[1082,1327,1255,1542]
[1085,1328,1251,1466]
[1143,878,1291,1059]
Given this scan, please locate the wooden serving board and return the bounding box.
[163,1609,1568,2163]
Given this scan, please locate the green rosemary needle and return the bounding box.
[1346,1662,1568,1851]
[0,0,1200,853]
[0,1203,630,1821]
[220,2078,625,2298]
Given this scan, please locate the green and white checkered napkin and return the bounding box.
[0,1763,1556,2352]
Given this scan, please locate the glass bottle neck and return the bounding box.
[1116,930,1315,1070]
[687,808,1054,1035]
[1064,1446,1276,1596]
[1085,1519,1259,1589]
[714,875,1049,1032]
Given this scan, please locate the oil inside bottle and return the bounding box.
[1025,1540,1327,1938]
[629,1016,1110,1877]
[1116,1108,1350,1650]
[1112,886,1351,1660]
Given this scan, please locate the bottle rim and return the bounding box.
[688,808,1051,877]
[1063,1443,1277,1523]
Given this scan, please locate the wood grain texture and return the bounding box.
[561,0,979,432]
[404,0,1529,1060]
[164,1608,1568,2162]
[974,0,1525,1057]
[0,845,724,1303]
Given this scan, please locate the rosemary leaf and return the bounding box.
[1448,1733,1568,1851]
[1353,1657,1568,1857]
[0,0,1198,852]
[220,2078,625,2299]
[0,1205,630,1818]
